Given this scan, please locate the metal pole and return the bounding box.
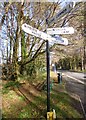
[45,9,50,112]
[46,40,50,112]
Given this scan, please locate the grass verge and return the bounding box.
[2,74,83,119]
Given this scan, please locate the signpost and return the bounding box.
[45,2,74,117]
[22,23,68,45]
[47,27,74,35]
[47,2,74,25]
[22,2,74,115]
[22,23,68,115]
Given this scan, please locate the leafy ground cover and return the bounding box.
[1,72,84,119]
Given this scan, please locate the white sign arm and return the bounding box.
[22,23,68,45]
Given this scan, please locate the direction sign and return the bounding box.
[22,23,68,45]
[52,35,68,45]
[22,23,55,41]
[47,27,74,34]
[47,3,74,25]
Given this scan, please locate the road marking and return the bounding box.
[63,73,85,85]
[79,97,86,118]
[69,93,86,118]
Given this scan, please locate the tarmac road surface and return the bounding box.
[57,70,86,118]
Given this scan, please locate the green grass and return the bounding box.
[2,80,83,119]
[2,81,21,94]
[2,87,10,94]
[18,96,46,118]
[18,106,32,118]
[50,92,81,118]
[3,81,20,88]
[17,91,82,119]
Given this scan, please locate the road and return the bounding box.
[57,70,86,118]
[63,71,85,83]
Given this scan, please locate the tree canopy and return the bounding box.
[0,2,85,80]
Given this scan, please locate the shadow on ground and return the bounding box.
[2,80,84,119]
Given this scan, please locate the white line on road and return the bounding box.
[62,73,86,117]
[79,97,86,118]
[63,73,85,85]
[69,93,86,118]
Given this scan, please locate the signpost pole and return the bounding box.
[46,39,50,112]
[45,11,50,112]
